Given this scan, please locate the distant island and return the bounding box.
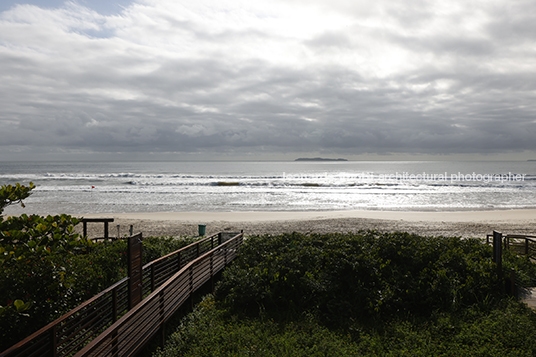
[295,157,348,162]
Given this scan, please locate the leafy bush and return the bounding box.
[156,232,536,356]
[0,183,97,349]
[216,232,533,327]
[156,296,536,356]
[154,295,362,357]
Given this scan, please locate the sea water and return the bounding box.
[1,160,536,215]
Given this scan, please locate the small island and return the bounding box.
[295,157,348,162]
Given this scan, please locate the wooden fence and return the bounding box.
[486,232,536,261]
[1,231,243,357]
[486,231,536,297]
[74,232,243,357]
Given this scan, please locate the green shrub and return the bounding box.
[0,213,92,349]
[157,232,536,356]
[0,183,95,350]
[216,232,525,327]
[154,295,362,357]
[156,296,536,356]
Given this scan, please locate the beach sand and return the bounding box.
[77,209,536,240]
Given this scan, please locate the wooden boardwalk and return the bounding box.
[1,231,244,357]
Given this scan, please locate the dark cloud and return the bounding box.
[1,0,535,160]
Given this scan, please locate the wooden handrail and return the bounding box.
[142,233,218,270]
[487,233,536,260]
[74,232,244,357]
[1,231,241,357]
[0,278,129,357]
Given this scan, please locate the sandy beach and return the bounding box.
[77,209,536,239]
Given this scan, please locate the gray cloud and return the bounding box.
[1,0,535,160]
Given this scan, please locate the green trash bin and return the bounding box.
[198,224,206,236]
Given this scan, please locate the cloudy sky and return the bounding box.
[1,0,535,161]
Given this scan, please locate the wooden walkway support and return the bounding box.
[1,232,243,357]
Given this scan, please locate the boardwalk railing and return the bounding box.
[486,233,536,260]
[74,232,243,357]
[1,232,243,357]
[486,231,536,297]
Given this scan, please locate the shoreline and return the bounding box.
[77,209,536,240]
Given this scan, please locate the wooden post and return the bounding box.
[510,270,516,297]
[151,264,155,292]
[493,231,503,276]
[112,287,118,322]
[224,243,228,266]
[159,291,165,347]
[81,218,114,240]
[210,254,214,293]
[128,233,143,309]
[189,266,194,309]
[50,325,57,357]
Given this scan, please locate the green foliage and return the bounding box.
[69,239,129,298]
[0,214,91,266]
[156,232,536,356]
[355,300,536,356]
[0,300,32,318]
[0,182,35,216]
[0,183,97,350]
[216,232,517,327]
[157,297,536,356]
[154,296,362,357]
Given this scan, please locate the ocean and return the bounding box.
[1,160,535,216]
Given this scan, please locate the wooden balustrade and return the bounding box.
[1,231,243,357]
[74,232,243,357]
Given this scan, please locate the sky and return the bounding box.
[1,0,535,161]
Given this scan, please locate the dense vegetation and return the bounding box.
[0,183,198,351]
[156,232,536,356]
